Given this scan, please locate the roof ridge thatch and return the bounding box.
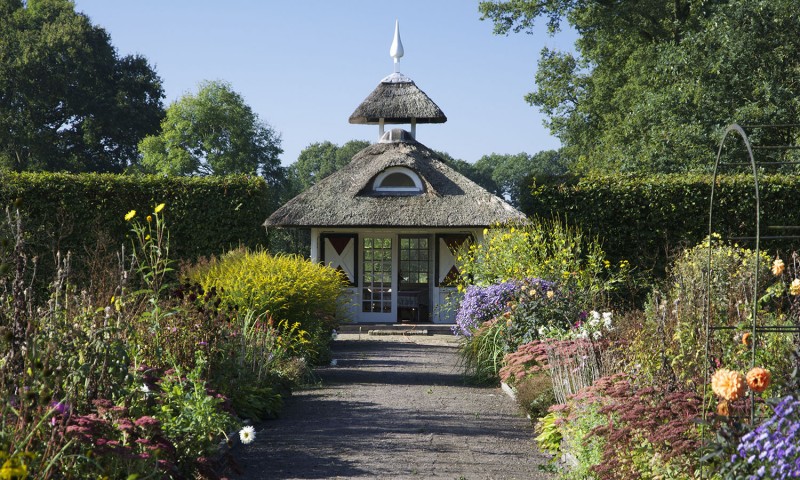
[349,77,447,125]
[265,137,525,229]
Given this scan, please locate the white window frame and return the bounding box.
[373,166,423,193]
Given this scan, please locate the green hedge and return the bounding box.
[522,173,800,277]
[0,172,273,287]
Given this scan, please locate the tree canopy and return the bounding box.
[475,151,565,207]
[0,0,164,173]
[139,80,284,182]
[479,0,800,174]
[283,140,369,199]
[436,150,498,196]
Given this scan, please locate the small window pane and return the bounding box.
[380,172,415,187]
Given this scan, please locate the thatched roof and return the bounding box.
[349,73,447,125]
[264,132,525,228]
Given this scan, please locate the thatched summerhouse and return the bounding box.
[264,23,525,324]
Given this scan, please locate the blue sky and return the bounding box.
[72,1,576,166]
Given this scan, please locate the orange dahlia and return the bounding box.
[711,368,747,401]
[741,332,751,346]
[772,258,785,276]
[746,367,771,393]
[717,400,729,417]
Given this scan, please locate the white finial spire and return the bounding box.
[390,20,404,73]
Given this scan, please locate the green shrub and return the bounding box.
[523,173,800,279]
[0,172,274,294]
[186,248,348,364]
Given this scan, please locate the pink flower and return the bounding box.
[134,416,160,428]
[117,419,135,432]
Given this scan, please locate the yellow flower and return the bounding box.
[146,215,152,223]
[145,235,151,241]
[791,279,800,296]
[772,258,785,276]
[124,210,136,221]
[546,290,555,299]
[0,456,28,479]
[711,368,747,402]
[154,203,165,213]
[746,367,771,393]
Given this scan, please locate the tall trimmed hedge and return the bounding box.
[0,172,274,287]
[522,173,800,277]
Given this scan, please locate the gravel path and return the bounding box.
[232,334,554,479]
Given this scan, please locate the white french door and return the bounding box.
[360,236,395,322]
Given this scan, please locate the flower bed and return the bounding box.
[0,205,346,478]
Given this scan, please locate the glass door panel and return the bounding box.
[398,235,430,322]
[362,237,393,314]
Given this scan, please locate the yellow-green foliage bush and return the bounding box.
[187,249,348,363]
[456,217,631,309]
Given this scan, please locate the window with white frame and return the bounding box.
[372,166,423,194]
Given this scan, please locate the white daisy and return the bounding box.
[602,311,613,329]
[589,310,601,327]
[239,425,256,445]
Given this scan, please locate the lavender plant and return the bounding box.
[452,280,520,336]
[725,395,800,479]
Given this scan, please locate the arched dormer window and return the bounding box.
[372,166,423,194]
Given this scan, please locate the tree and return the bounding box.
[0,0,164,173]
[286,139,369,193]
[139,80,283,182]
[435,150,499,195]
[475,150,565,207]
[479,0,800,174]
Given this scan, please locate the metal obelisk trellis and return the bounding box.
[701,123,800,475]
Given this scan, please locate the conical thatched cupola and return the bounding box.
[264,22,525,325]
[348,20,446,140]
